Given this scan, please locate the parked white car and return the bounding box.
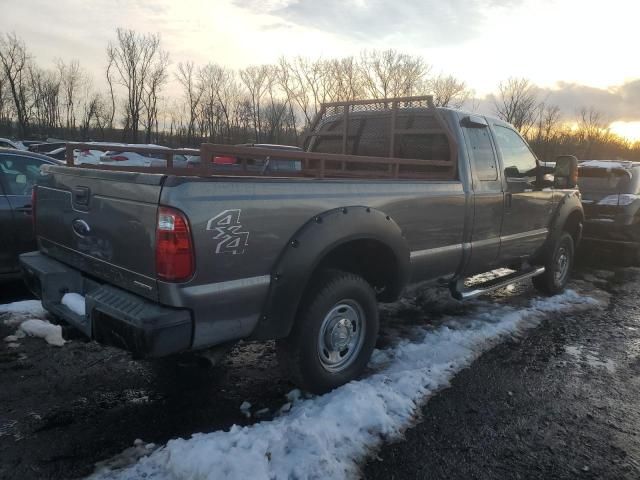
[0,138,27,150]
[99,144,170,167]
[74,149,104,165]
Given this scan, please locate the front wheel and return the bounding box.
[532,232,574,295]
[276,270,379,394]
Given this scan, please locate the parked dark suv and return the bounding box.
[579,160,640,259]
[0,148,60,278]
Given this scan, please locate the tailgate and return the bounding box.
[35,165,164,300]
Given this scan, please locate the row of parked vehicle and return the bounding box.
[0,137,307,171]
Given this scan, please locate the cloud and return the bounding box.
[233,0,521,46]
[541,81,640,122]
[473,80,640,123]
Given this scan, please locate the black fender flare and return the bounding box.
[250,206,410,340]
[535,191,584,262]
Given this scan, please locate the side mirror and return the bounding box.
[553,155,578,189]
[504,166,520,180]
[538,173,555,188]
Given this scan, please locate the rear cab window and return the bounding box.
[461,118,498,182]
[307,111,454,179]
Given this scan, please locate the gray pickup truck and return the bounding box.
[20,96,583,393]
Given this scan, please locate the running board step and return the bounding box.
[451,267,546,300]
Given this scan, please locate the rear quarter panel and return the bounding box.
[159,176,467,348]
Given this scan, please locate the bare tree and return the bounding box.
[327,56,363,102]
[79,92,101,140]
[106,29,166,142]
[239,65,269,142]
[105,54,117,131]
[529,103,562,159]
[277,57,313,128]
[198,63,241,142]
[360,49,430,99]
[175,61,202,145]
[57,60,83,132]
[28,64,60,133]
[0,33,31,137]
[493,77,539,134]
[576,107,608,158]
[430,74,471,108]
[142,50,169,143]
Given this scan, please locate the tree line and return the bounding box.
[0,29,638,161]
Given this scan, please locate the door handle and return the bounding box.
[73,186,90,205]
[505,192,513,208]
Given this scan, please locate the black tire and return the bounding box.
[532,232,574,295]
[276,270,379,394]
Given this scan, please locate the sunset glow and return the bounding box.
[610,121,640,143]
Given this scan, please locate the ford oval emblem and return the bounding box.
[72,219,91,237]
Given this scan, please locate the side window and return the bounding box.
[0,155,45,195]
[464,126,497,181]
[493,125,537,179]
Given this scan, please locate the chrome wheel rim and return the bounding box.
[317,300,366,373]
[555,245,570,284]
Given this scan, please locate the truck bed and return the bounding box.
[34,163,467,350]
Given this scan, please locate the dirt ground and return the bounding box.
[365,259,640,479]
[0,250,638,479]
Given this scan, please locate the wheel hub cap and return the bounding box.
[555,247,569,282]
[317,301,366,373]
[329,319,352,350]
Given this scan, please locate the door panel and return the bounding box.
[492,125,553,261]
[7,194,36,255]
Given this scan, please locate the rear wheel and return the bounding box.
[533,232,574,295]
[276,270,379,394]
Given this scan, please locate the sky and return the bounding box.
[2,0,640,140]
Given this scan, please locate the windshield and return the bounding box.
[578,167,634,194]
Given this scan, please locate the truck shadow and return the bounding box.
[575,243,637,271]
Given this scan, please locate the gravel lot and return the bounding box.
[0,249,637,479]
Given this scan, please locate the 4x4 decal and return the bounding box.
[206,209,249,255]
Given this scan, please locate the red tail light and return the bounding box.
[111,155,128,161]
[156,206,195,282]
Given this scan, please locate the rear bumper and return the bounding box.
[19,251,192,357]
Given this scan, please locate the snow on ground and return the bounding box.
[94,440,158,474]
[89,289,601,480]
[0,300,46,322]
[18,319,65,347]
[0,300,65,346]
